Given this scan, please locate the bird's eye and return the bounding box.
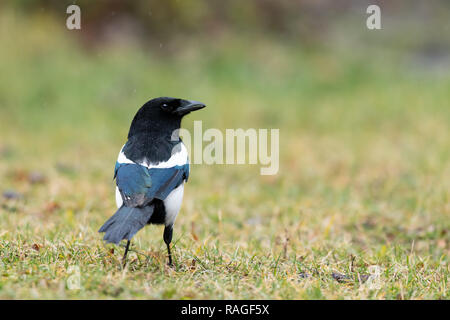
[161,103,174,112]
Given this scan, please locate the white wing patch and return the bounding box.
[117,144,135,164]
[116,143,188,169]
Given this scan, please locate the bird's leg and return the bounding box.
[166,243,172,266]
[122,240,131,267]
[163,225,173,266]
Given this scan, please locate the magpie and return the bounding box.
[98,97,206,266]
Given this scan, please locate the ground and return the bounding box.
[0,10,449,299]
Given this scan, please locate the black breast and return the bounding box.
[123,133,181,164]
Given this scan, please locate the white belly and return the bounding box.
[115,187,123,208]
[163,183,184,226]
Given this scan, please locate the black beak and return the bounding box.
[175,100,206,116]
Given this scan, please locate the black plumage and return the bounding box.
[98,97,205,266]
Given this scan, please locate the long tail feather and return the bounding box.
[98,205,154,244]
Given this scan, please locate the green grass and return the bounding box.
[0,9,449,299]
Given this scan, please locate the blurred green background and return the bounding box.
[0,1,449,299]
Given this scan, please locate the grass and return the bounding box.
[0,9,449,299]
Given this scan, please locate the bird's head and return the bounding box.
[128,97,206,138]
